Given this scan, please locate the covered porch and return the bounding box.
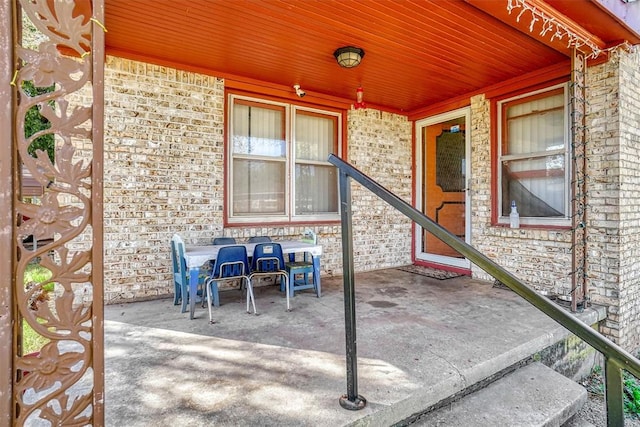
[103,268,604,426]
[4,0,640,425]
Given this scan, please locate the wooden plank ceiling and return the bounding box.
[103,0,640,114]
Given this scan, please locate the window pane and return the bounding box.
[233,159,285,215]
[228,96,341,222]
[502,155,565,217]
[296,113,335,161]
[233,103,285,157]
[506,93,564,155]
[295,164,338,214]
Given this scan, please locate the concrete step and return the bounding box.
[405,362,587,427]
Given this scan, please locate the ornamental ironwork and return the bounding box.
[11,0,104,424]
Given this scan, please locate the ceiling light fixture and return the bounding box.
[333,46,365,68]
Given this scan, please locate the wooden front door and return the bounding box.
[415,109,470,268]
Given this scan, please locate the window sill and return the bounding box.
[225,219,341,228]
[493,221,572,230]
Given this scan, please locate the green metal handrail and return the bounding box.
[329,153,640,426]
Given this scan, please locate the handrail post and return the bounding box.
[338,170,367,410]
[605,358,624,427]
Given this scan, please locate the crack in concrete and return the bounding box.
[418,328,467,389]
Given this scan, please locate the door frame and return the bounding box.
[414,107,471,269]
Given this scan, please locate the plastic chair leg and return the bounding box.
[180,282,189,313]
[205,279,221,322]
[211,282,220,307]
[173,280,181,305]
[284,275,290,312]
[245,278,257,315]
[206,280,213,323]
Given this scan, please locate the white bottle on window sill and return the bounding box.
[509,200,520,229]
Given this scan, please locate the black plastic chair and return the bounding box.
[250,243,290,311]
[212,237,236,245]
[206,245,256,322]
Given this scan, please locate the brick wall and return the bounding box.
[618,49,640,350]
[102,57,226,302]
[100,57,413,302]
[467,50,640,351]
[584,53,622,343]
[469,94,574,291]
[346,109,413,271]
[586,49,640,349]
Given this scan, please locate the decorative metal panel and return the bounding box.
[12,0,104,424]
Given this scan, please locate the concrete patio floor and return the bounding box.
[103,267,604,426]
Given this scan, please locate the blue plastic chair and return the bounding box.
[247,236,273,283]
[206,245,255,322]
[250,243,290,311]
[173,238,210,314]
[285,231,319,297]
[210,237,239,297]
[212,237,236,245]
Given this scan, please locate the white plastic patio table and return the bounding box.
[184,241,323,319]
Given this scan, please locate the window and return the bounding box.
[228,94,341,224]
[497,84,570,227]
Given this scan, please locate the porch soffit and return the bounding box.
[103,0,640,114]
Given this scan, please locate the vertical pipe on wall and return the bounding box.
[578,51,588,306]
[0,0,15,424]
[570,48,588,312]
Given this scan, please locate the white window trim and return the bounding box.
[496,82,572,227]
[227,94,342,224]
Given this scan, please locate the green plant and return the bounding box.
[22,80,56,163]
[22,320,48,355]
[583,365,640,417]
[21,17,56,163]
[624,371,640,417]
[23,262,53,291]
[21,262,53,354]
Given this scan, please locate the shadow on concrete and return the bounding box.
[104,267,603,426]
